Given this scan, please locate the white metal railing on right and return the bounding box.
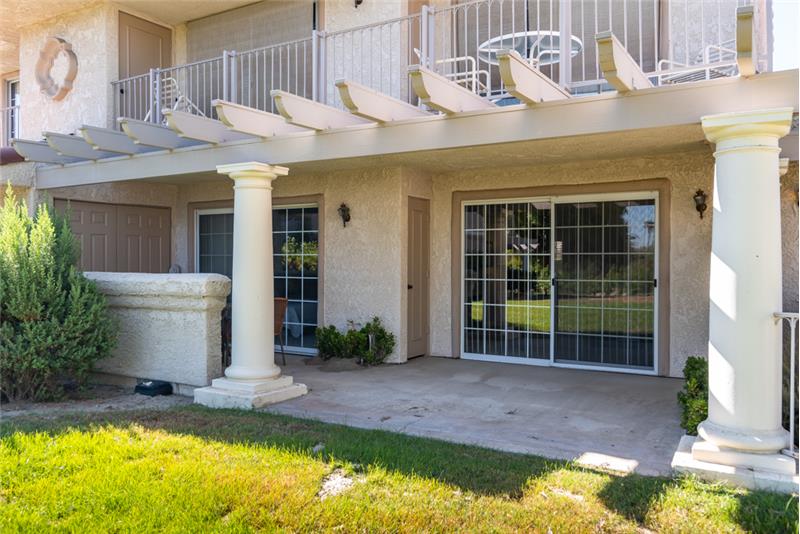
[110,0,759,122]
[776,311,799,471]
[1,104,19,147]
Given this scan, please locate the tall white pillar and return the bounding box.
[194,162,307,409]
[692,108,794,475]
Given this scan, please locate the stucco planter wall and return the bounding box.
[85,272,231,390]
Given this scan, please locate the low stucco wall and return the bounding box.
[86,272,230,390]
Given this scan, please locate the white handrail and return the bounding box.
[775,311,799,470]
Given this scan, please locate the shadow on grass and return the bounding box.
[1,404,561,498]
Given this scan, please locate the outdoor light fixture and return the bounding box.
[693,189,708,219]
[338,203,351,227]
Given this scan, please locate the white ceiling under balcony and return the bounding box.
[0,0,256,74]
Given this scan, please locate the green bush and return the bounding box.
[677,356,708,435]
[0,187,117,401]
[315,317,396,365]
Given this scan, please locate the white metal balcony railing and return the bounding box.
[776,312,799,471]
[112,0,755,124]
[1,105,20,147]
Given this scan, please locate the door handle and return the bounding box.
[408,284,413,289]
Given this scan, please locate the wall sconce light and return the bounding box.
[354,0,364,7]
[338,203,351,227]
[693,189,708,219]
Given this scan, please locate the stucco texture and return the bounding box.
[86,272,230,387]
[19,3,117,137]
[44,151,798,377]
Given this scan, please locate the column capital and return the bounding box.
[701,108,793,147]
[216,162,290,182]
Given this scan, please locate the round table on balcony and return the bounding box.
[478,30,583,67]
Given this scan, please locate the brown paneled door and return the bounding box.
[119,12,172,78]
[117,205,171,273]
[407,197,430,358]
[54,200,170,273]
[55,199,118,272]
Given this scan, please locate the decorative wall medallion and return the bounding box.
[35,37,78,101]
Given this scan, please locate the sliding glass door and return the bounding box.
[463,200,552,362]
[462,194,657,373]
[553,198,656,371]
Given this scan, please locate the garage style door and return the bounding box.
[54,199,171,273]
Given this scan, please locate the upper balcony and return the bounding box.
[110,0,764,127]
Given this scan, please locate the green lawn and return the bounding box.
[470,297,654,335]
[1,406,796,533]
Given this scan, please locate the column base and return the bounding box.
[194,375,307,410]
[672,435,799,494]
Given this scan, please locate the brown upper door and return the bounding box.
[407,197,430,358]
[119,12,172,78]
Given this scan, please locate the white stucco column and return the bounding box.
[194,162,307,409]
[691,108,794,475]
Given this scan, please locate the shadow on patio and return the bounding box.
[270,355,685,476]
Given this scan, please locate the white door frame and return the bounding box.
[460,191,659,376]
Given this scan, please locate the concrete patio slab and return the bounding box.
[265,356,684,476]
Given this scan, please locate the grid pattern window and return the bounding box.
[553,199,656,369]
[272,206,319,353]
[196,205,320,354]
[197,212,233,278]
[463,201,552,360]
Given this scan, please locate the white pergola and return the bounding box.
[10,17,800,488]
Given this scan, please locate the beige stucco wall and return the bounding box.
[86,271,230,391]
[19,3,118,137]
[428,152,716,377]
[34,150,799,376]
[171,167,409,362]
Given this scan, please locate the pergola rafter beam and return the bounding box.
[496,50,570,105]
[119,117,203,149]
[44,132,116,160]
[12,139,82,164]
[335,79,431,122]
[408,65,495,114]
[80,125,149,155]
[163,110,255,144]
[213,100,309,137]
[596,31,654,93]
[271,90,373,131]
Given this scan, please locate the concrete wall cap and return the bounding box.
[84,272,232,298]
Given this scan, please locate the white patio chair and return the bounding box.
[143,76,206,123]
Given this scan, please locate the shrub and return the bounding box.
[315,317,396,365]
[361,317,396,365]
[677,356,708,435]
[0,187,117,401]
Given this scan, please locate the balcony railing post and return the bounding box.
[148,68,160,124]
[420,5,435,69]
[558,0,572,89]
[312,30,320,102]
[313,30,327,104]
[222,50,229,102]
[230,51,239,104]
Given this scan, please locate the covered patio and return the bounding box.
[268,355,684,476]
